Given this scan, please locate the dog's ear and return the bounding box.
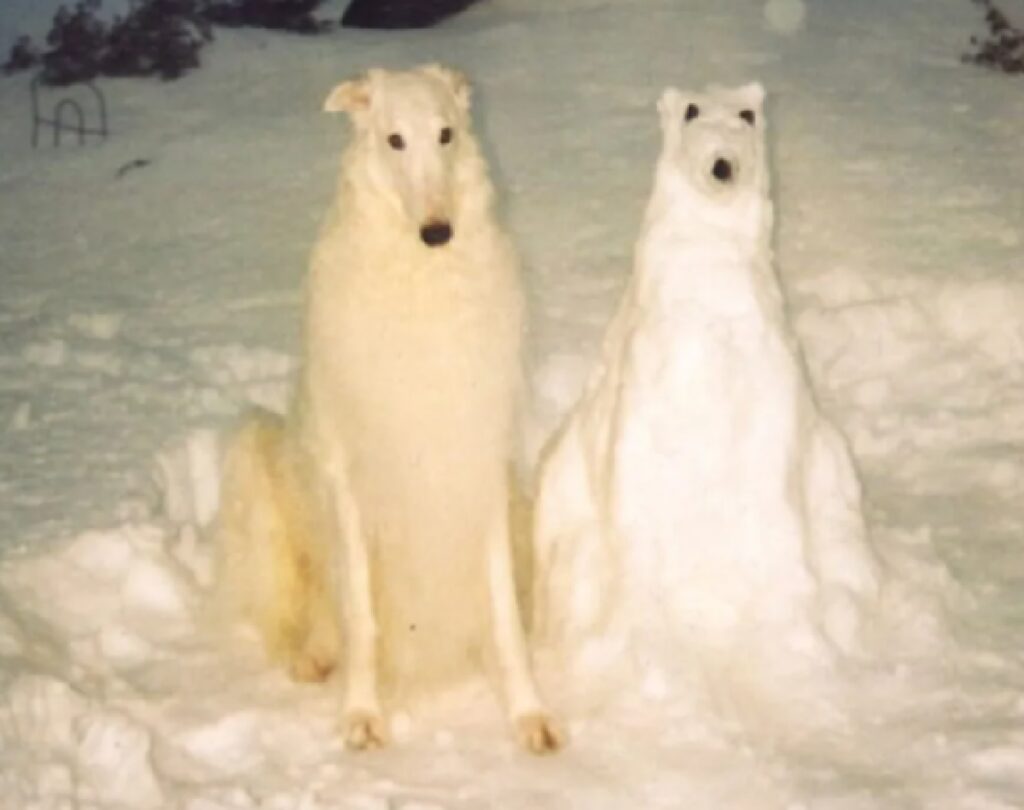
[421,63,471,112]
[323,75,371,115]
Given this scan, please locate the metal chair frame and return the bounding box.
[31,74,109,147]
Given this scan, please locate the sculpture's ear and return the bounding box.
[734,81,766,112]
[323,74,371,114]
[658,86,701,137]
[420,63,471,112]
[657,86,685,124]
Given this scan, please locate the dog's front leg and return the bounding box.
[485,501,565,754]
[329,464,387,750]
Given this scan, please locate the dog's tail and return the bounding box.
[212,410,339,681]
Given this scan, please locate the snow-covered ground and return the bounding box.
[1,0,1023,807]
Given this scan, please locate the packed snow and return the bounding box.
[532,80,882,693]
[2,0,1024,808]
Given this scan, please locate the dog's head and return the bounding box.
[324,64,472,248]
[655,82,768,223]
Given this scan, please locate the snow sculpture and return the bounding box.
[532,83,880,688]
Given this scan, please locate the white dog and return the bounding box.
[533,83,880,686]
[215,65,561,753]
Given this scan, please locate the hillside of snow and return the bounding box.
[1,0,1023,808]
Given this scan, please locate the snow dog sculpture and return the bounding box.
[532,83,881,690]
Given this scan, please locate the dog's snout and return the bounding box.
[711,158,733,183]
[420,221,453,247]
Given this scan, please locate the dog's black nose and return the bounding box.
[420,222,452,247]
[712,158,733,182]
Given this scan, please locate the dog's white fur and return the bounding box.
[533,84,880,680]
[216,65,560,753]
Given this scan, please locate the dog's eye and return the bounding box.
[439,127,453,145]
[684,103,700,122]
[739,109,756,126]
[387,133,405,150]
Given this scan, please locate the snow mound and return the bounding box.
[0,526,193,809]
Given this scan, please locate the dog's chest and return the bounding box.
[308,243,522,433]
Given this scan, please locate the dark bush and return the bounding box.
[964,0,1024,74]
[41,0,110,85]
[3,36,40,75]
[3,0,332,86]
[341,0,481,29]
[205,0,330,34]
[102,0,211,81]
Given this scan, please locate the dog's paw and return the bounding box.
[288,652,335,683]
[342,709,388,751]
[514,711,566,755]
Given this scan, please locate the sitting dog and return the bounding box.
[216,65,562,753]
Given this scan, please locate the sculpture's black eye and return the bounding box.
[439,127,453,145]
[685,103,700,122]
[739,109,756,126]
[387,133,405,150]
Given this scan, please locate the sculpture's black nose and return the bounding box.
[712,158,733,182]
[420,221,453,247]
